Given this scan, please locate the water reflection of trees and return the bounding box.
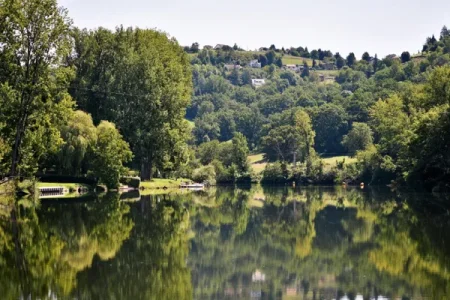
[187,187,450,300]
[0,192,194,300]
[0,193,133,299]
[1,187,449,299]
[74,195,193,300]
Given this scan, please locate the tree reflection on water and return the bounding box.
[0,187,449,300]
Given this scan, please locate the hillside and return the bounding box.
[185,27,450,189]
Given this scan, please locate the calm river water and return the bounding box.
[0,186,450,299]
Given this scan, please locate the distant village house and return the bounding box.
[282,64,304,73]
[249,59,262,68]
[224,64,242,71]
[252,79,266,88]
[319,74,336,82]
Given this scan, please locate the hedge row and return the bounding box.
[37,174,98,185]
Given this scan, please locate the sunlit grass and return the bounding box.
[140,178,190,189]
[282,55,316,66]
[248,153,267,175]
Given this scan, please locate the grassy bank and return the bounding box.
[140,178,189,190]
[36,182,91,190]
[248,153,267,175]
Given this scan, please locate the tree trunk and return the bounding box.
[140,159,153,180]
[148,161,153,180]
[10,119,25,176]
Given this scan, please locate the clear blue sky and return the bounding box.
[60,0,450,57]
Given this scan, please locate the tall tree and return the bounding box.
[401,51,411,63]
[341,122,373,155]
[232,133,249,173]
[92,121,132,189]
[301,63,310,78]
[362,52,371,62]
[71,27,192,179]
[190,42,200,53]
[57,111,97,175]
[336,56,345,69]
[312,104,348,154]
[0,0,74,176]
[440,25,449,40]
[262,110,314,163]
[266,50,276,65]
[259,54,268,67]
[346,53,356,67]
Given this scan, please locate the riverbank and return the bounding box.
[140,178,190,190]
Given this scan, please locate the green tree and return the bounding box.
[440,25,449,40]
[312,104,348,155]
[232,133,249,173]
[346,53,356,67]
[301,64,310,78]
[58,111,97,175]
[71,28,192,179]
[336,56,345,69]
[197,140,220,164]
[259,54,268,67]
[263,110,315,163]
[241,69,252,85]
[362,52,371,62]
[424,66,450,107]
[341,122,373,156]
[275,57,283,68]
[401,51,411,63]
[190,42,200,53]
[92,121,132,189]
[266,51,276,65]
[370,95,410,160]
[310,50,319,59]
[228,68,241,85]
[0,0,73,176]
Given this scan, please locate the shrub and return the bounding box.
[212,160,235,184]
[261,162,289,184]
[192,165,216,185]
[119,176,141,188]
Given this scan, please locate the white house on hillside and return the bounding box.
[224,64,242,71]
[249,59,262,68]
[284,64,304,73]
[285,64,297,71]
[252,79,265,88]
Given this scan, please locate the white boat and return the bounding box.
[180,183,205,190]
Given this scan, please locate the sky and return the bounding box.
[59,0,450,57]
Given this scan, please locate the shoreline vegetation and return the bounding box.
[0,0,449,197]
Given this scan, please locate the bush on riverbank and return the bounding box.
[119,177,141,189]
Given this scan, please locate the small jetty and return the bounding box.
[39,186,68,198]
[180,182,205,191]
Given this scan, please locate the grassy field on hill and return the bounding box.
[313,70,339,76]
[321,156,357,172]
[248,153,356,175]
[282,55,316,66]
[248,153,266,175]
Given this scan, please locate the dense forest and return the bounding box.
[185,27,450,191]
[0,0,449,191]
